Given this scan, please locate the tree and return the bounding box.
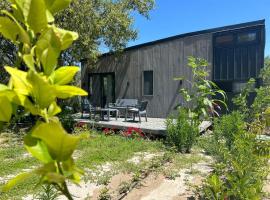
[0,0,155,65]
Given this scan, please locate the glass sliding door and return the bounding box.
[89,73,115,107]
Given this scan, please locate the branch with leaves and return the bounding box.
[175,57,227,121]
[0,0,88,199]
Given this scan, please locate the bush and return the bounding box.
[199,112,269,199]
[58,108,77,133]
[168,57,226,153]
[166,108,199,153]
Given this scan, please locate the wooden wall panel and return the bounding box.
[83,33,213,118]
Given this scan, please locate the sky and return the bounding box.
[128,0,270,56]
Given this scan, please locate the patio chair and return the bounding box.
[81,97,96,119]
[127,101,148,123]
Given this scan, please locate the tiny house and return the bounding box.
[81,20,265,118]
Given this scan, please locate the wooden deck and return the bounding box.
[75,116,167,136]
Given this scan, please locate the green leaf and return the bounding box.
[27,71,56,108]
[53,26,78,50]
[62,158,83,184]
[50,66,79,85]
[0,16,29,44]
[55,85,88,99]
[13,94,41,116]
[31,118,81,161]
[0,96,12,122]
[264,107,270,127]
[2,172,34,192]
[23,54,36,71]
[44,172,65,184]
[20,0,48,33]
[36,27,61,75]
[24,134,53,163]
[5,66,30,96]
[44,0,72,14]
[48,102,61,117]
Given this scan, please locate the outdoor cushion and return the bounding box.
[115,99,138,107]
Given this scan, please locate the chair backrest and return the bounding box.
[139,101,148,111]
[115,99,138,107]
[81,98,91,110]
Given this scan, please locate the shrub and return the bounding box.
[166,108,198,153]
[199,113,269,199]
[58,108,77,133]
[167,57,226,153]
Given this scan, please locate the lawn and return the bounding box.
[0,131,166,199]
[0,131,210,200]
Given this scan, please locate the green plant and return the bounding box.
[98,187,111,200]
[33,184,59,200]
[213,111,244,151]
[0,0,88,199]
[118,181,131,194]
[176,57,227,121]
[232,78,256,119]
[251,60,270,118]
[167,57,227,153]
[166,108,198,153]
[199,112,269,200]
[58,107,77,133]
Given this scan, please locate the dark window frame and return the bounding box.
[213,26,263,82]
[236,30,259,45]
[143,70,154,96]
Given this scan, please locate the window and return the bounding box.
[143,70,153,96]
[215,34,234,45]
[237,32,257,43]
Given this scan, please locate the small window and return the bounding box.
[237,32,257,43]
[215,34,234,45]
[143,70,153,96]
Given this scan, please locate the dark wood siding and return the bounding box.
[83,34,213,118]
[82,21,265,118]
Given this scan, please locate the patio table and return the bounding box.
[108,106,137,121]
[95,108,119,121]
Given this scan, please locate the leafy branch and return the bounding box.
[0,0,88,199]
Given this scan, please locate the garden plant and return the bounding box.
[198,64,270,199]
[167,57,227,153]
[0,0,88,199]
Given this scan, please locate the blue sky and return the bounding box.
[128,0,270,56]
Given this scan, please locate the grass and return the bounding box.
[0,145,38,177]
[76,132,165,169]
[0,131,209,200]
[0,131,165,199]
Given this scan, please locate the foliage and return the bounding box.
[251,57,270,118]
[177,57,227,121]
[0,0,155,65]
[33,184,59,200]
[166,108,198,153]
[199,112,269,199]
[0,132,164,199]
[0,0,88,199]
[167,57,227,153]
[58,107,77,133]
[98,187,111,200]
[232,78,256,119]
[121,127,145,139]
[102,128,116,136]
